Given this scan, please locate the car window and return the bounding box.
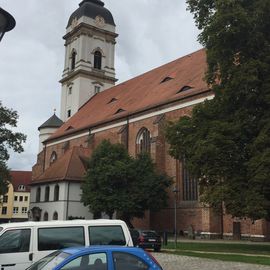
[130,230,140,239]
[89,226,126,245]
[26,251,67,270]
[38,227,85,251]
[60,252,107,270]
[142,231,158,237]
[113,252,149,270]
[41,252,70,270]
[0,229,31,253]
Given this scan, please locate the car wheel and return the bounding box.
[154,247,160,252]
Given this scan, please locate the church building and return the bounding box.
[30,0,270,240]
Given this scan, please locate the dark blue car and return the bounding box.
[27,246,163,270]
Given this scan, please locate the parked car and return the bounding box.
[130,229,162,252]
[26,246,163,270]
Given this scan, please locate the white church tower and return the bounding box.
[60,0,118,122]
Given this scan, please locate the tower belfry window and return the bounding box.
[94,51,102,69]
[71,51,77,70]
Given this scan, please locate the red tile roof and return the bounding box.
[32,146,91,183]
[10,171,32,192]
[48,48,208,141]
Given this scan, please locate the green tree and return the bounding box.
[0,102,26,197]
[165,0,270,220]
[81,140,172,227]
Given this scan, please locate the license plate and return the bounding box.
[148,239,156,242]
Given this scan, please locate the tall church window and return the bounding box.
[53,212,58,220]
[44,212,48,221]
[45,186,50,202]
[136,128,151,154]
[94,51,102,69]
[54,185,59,201]
[71,50,77,70]
[36,187,41,202]
[182,159,198,201]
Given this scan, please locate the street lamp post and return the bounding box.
[0,7,16,42]
[173,187,179,249]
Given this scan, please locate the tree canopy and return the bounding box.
[0,101,26,196]
[81,140,172,227]
[165,0,270,220]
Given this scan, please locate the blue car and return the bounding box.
[27,246,163,270]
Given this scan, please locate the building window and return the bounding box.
[50,151,57,164]
[3,195,8,203]
[68,87,72,95]
[13,207,19,214]
[136,127,151,154]
[71,50,76,70]
[36,187,41,202]
[182,159,198,201]
[22,207,28,214]
[19,196,23,202]
[14,196,18,201]
[94,50,102,69]
[54,185,59,201]
[44,212,49,221]
[18,185,25,191]
[2,207,7,215]
[67,109,71,118]
[94,85,101,94]
[24,196,28,201]
[53,212,58,220]
[45,186,50,202]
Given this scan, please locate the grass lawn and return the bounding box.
[163,242,270,266]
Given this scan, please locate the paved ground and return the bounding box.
[153,252,270,270]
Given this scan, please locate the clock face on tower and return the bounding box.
[95,15,105,27]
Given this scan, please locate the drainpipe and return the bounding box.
[126,116,129,151]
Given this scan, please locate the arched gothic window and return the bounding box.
[54,185,59,201]
[36,187,41,202]
[45,186,50,202]
[182,158,198,201]
[94,50,102,69]
[43,212,48,221]
[71,50,77,70]
[53,212,58,220]
[136,128,151,154]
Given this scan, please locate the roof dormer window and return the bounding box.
[108,97,117,104]
[177,85,193,93]
[160,76,173,84]
[18,185,25,191]
[115,108,125,114]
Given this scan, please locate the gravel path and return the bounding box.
[153,252,270,270]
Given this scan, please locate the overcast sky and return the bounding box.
[0,0,201,171]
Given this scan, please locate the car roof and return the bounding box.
[62,246,145,256]
[0,219,126,229]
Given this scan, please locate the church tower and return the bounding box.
[60,0,118,121]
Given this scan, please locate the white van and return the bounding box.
[0,219,133,270]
